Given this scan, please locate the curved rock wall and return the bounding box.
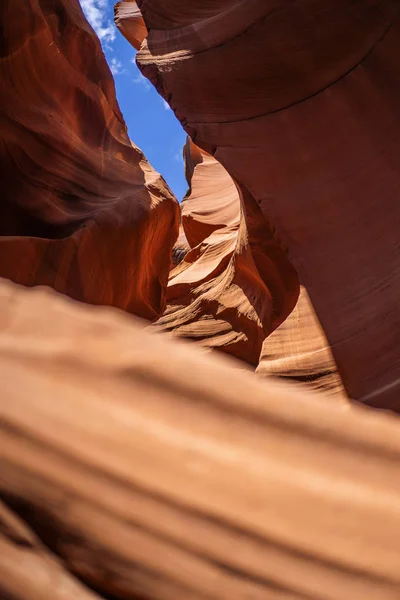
[134,0,400,407]
[0,0,179,320]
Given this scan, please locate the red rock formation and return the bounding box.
[114,0,147,51]
[257,286,345,398]
[0,0,179,320]
[154,139,298,365]
[135,0,400,408]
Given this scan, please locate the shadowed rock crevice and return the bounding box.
[152,138,298,365]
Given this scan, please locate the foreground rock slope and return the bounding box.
[0,0,179,320]
[2,278,400,600]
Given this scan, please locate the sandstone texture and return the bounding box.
[134,0,400,406]
[2,279,400,600]
[2,1,400,597]
[115,0,147,51]
[257,286,345,398]
[154,138,298,365]
[0,501,102,600]
[0,0,179,320]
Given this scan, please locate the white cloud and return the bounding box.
[110,57,124,75]
[133,71,151,91]
[174,151,183,163]
[79,0,116,45]
[162,99,171,111]
[131,56,152,90]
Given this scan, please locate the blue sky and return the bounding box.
[79,0,188,200]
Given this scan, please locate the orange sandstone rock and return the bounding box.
[2,279,400,600]
[154,139,298,365]
[257,286,345,398]
[0,0,179,320]
[135,0,400,407]
[114,0,147,51]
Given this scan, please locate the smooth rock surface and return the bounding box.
[115,0,147,51]
[134,0,400,406]
[257,286,345,398]
[0,501,103,600]
[0,0,179,320]
[2,279,400,600]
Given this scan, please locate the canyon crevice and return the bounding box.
[1,1,400,598]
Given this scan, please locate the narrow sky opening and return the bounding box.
[79,0,188,201]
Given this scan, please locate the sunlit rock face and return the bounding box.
[114,0,147,51]
[0,0,179,320]
[153,139,298,366]
[134,0,400,407]
[257,286,345,399]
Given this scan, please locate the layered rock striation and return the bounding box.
[257,286,345,398]
[154,139,298,365]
